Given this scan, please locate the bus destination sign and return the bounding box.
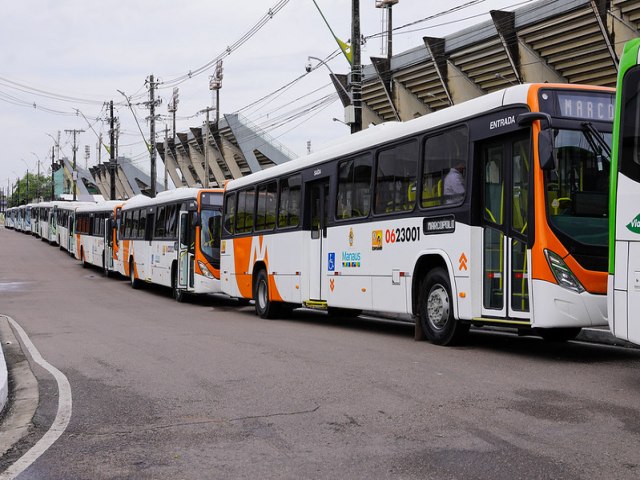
[556,92,614,121]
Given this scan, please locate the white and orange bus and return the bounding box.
[74,201,124,269]
[118,188,224,301]
[221,83,613,345]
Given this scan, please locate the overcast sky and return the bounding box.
[0,0,529,194]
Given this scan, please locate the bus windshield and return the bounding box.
[545,128,612,248]
[200,208,222,267]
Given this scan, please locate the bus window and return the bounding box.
[256,181,277,231]
[201,209,222,268]
[422,126,468,208]
[336,154,372,220]
[166,204,178,239]
[138,209,146,240]
[620,67,640,183]
[223,192,236,234]
[124,212,132,238]
[236,188,255,234]
[131,210,140,239]
[374,141,418,214]
[278,174,301,228]
[155,206,166,238]
[545,128,610,247]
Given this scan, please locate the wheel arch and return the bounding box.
[411,251,459,318]
[252,260,268,295]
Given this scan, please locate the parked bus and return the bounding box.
[221,83,613,345]
[5,207,15,229]
[35,201,52,241]
[75,201,124,269]
[119,188,224,301]
[609,38,640,345]
[50,201,96,252]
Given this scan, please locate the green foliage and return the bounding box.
[9,173,53,206]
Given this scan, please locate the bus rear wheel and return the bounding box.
[419,268,469,346]
[254,269,279,319]
[129,260,140,289]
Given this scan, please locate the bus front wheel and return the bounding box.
[419,268,469,346]
[254,269,279,319]
[172,265,187,303]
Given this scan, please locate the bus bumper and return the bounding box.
[531,279,607,328]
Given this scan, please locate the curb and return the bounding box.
[0,336,6,416]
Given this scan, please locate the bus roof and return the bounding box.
[225,83,613,192]
[75,200,124,214]
[120,187,223,211]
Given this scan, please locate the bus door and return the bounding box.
[481,133,531,321]
[51,206,58,242]
[307,178,330,300]
[177,210,192,291]
[104,218,114,271]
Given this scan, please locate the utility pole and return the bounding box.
[167,87,179,191]
[65,128,84,201]
[164,124,169,190]
[109,100,117,200]
[146,75,160,198]
[200,106,216,188]
[351,0,362,134]
[51,146,55,200]
[97,134,102,165]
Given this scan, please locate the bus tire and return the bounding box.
[254,269,279,319]
[419,268,469,346]
[538,327,581,342]
[81,248,88,269]
[129,260,140,289]
[172,265,187,303]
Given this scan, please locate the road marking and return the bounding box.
[0,315,72,480]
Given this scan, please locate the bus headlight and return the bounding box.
[197,260,214,279]
[544,249,585,293]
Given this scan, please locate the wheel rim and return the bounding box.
[257,279,268,310]
[130,266,135,285]
[427,284,450,331]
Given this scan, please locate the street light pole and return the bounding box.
[21,159,29,204]
[31,152,41,201]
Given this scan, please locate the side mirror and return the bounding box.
[538,129,557,171]
[517,111,552,130]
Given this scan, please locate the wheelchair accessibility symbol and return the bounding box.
[328,252,336,272]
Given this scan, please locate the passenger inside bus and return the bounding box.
[443,161,466,204]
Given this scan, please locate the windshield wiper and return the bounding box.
[581,122,612,159]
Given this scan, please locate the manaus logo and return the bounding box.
[627,214,640,234]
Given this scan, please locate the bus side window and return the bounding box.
[278,174,301,228]
[236,188,255,234]
[374,141,418,214]
[337,154,372,220]
[131,210,140,239]
[155,206,166,238]
[223,192,236,235]
[138,209,147,240]
[256,181,277,231]
[422,126,469,208]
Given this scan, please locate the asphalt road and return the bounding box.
[1,226,639,480]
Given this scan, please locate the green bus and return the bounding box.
[609,38,640,345]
